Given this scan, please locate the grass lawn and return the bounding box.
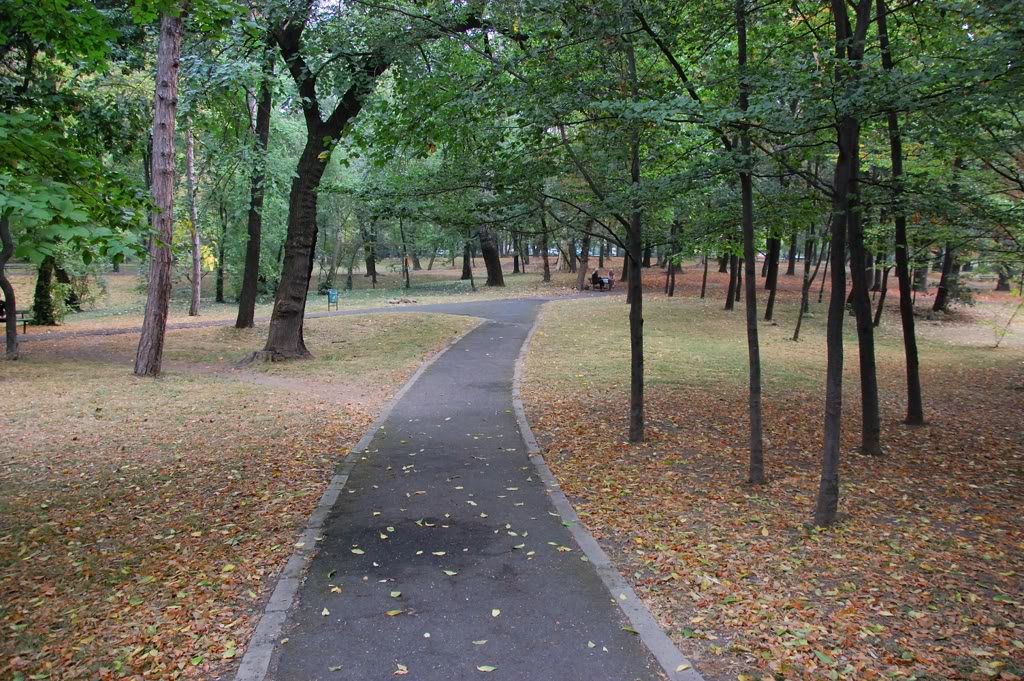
[523,268,1024,681]
[0,312,476,680]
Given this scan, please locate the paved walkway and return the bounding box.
[266,299,664,680]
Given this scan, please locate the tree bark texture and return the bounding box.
[134,12,183,377]
[478,226,505,287]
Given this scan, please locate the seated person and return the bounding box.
[605,270,615,289]
[591,269,602,289]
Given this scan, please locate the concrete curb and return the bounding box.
[511,307,704,681]
[233,319,485,681]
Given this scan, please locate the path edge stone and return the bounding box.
[511,307,704,681]
[233,318,485,681]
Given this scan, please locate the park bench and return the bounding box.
[590,277,614,291]
[0,307,32,333]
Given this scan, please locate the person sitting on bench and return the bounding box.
[591,269,603,290]
[605,270,615,290]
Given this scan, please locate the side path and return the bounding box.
[238,299,700,681]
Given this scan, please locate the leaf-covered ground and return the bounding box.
[0,313,475,680]
[523,271,1023,681]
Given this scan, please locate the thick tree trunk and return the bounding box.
[642,242,652,267]
[32,257,58,325]
[598,239,605,268]
[718,254,729,273]
[427,248,436,271]
[235,47,273,329]
[878,0,924,424]
[737,0,765,483]
[186,124,202,317]
[0,213,18,359]
[261,138,329,359]
[478,226,505,286]
[412,253,422,271]
[134,11,183,377]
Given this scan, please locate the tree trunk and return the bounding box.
[186,124,202,317]
[793,227,826,342]
[847,168,883,456]
[540,214,551,283]
[412,253,422,271]
[399,218,411,289]
[478,226,505,286]
[873,266,891,327]
[878,0,924,424]
[785,231,798,275]
[996,267,1012,291]
[461,242,473,280]
[134,12,183,376]
[32,256,58,325]
[216,200,226,303]
[642,242,652,267]
[718,253,729,273]
[737,0,765,484]
[764,235,781,320]
[363,224,377,284]
[427,248,437,271]
[598,240,605,269]
[725,253,738,310]
[575,229,591,291]
[700,251,709,298]
[625,43,645,444]
[932,243,956,312]
[816,0,870,525]
[872,252,884,291]
[1,212,18,359]
[818,242,830,304]
[235,45,273,329]
[261,136,330,359]
[736,258,743,302]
